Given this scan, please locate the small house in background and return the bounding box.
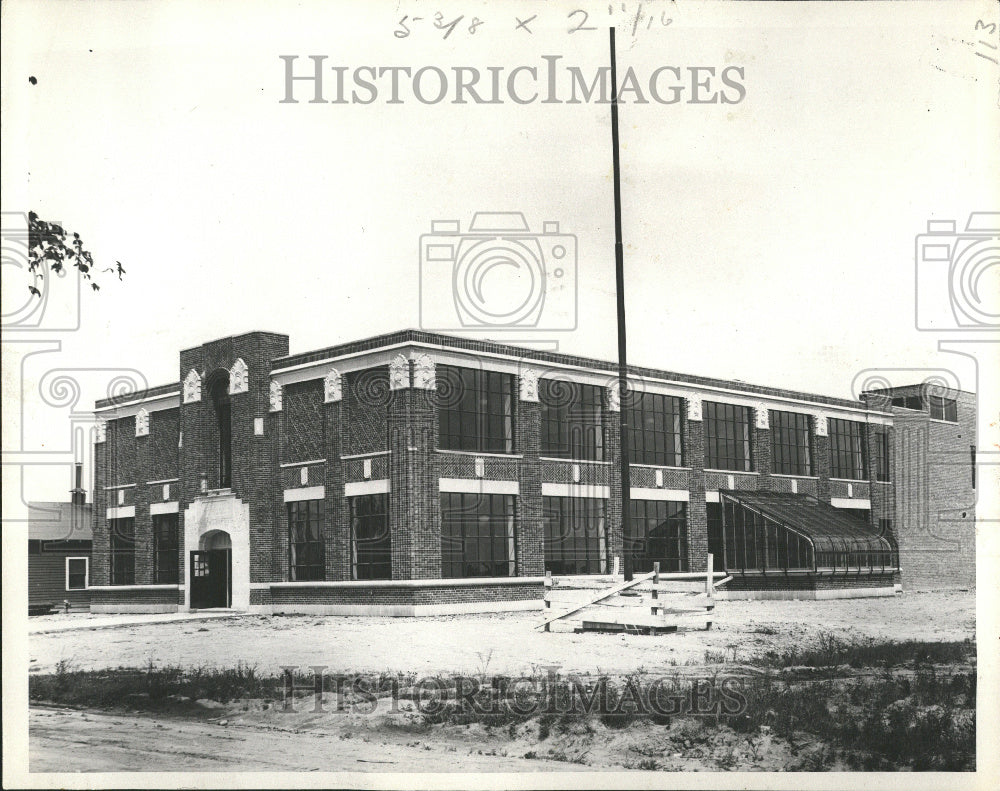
[28,463,93,614]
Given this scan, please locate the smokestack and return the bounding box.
[70,462,86,506]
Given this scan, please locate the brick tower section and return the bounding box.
[516,396,544,576]
[178,332,289,592]
[685,403,708,573]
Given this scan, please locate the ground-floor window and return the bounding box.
[628,500,688,573]
[109,517,135,585]
[351,494,391,580]
[153,513,180,584]
[288,499,325,581]
[542,496,608,574]
[441,493,516,578]
[66,557,88,590]
[706,502,726,571]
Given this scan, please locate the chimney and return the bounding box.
[70,462,86,506]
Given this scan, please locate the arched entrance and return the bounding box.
[190,529,232,609]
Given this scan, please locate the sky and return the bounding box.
[2,0,998,504]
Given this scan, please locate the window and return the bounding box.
[441,493,515,578]
[627,392,684,467]
[288,499,325,581]
[109,517,135,585]
[706,502,725,571]
[875,431,891,483]
[351,494,391,580]
[891,394,923,411]
[769,410,812,476]
[153,513,180,584]
[66,557,88,590]
[437,365,514,453]
[703,402,753,472]
[542,497,608,574]
[828,418,867,479]
[721,499,814,572]
[628,500,688,573]
[540,379,605,461]
[929,396,958,422]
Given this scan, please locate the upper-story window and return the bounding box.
[875,430,891,483]
[437,365,514,453]
[929,395,958,422]
[703,401,753,472]
[829,418,867,480]
[769,410,812,476]
[627,392,684,467]
[540,379,605,461]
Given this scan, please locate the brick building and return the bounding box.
[88,330,976,614]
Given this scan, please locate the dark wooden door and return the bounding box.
[190,550,231,608]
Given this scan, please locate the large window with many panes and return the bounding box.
[829,418,867,480]
[153,513,179,584]
[627,500,688,573]
[703,402,753,472]
[441,493,516,578]
[627,392,684,467]
[542,496,608,574]
[769,410,812,476]
[109,517,135,585]
[350,494,391,580]
[288,499,325,581]
[437,365,514,453]
[540,379,605,461]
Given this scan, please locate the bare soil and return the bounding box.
[29,590,975,677]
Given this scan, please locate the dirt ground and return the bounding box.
[29,590,975,677]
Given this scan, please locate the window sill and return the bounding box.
[539,457,611,465]
[628,463,691,471]
[829,477,869,484]
[436,448,522,459]
[769,473,819,480]
[704,469,758,475]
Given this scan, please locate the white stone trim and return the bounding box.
[541,483,609,499]
[183,369,201,403]
[630,488,690,502]
[831,497,872,509]
[323,368,342,403]
[705,491,720,503]
[519,368,539,402]
[412,353,436,390]
[607,381,621,412]
[755,403,769,429]
[95,421,107,443]
[135,407,150,437]
[269,380,283,412]
[815,414,829,437]
[280,459,326,468]
[687,398,702,421]
[95,391,181,416]
[344,479,390,497]
[283,485,325,502]
[389,353,410,390]
[106,506,135,519]
[150,501,179,515]
[229,358,249,394]
[255,576,544,590]
[340,450,391,460]
[269,340,893,422]
[88,584,182,591]
[146,477,180,485]
[437,449,522,459]
[439,478,518,495]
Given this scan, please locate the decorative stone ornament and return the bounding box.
[815,414,829,437]
[269,380,283,412]
[183,369,202,403]
[475,458,486,478]
[389,354,410,390]
[323,368,343,403]
[687,398,703,422]
[229,358,249,395]
[413,354,436,390]
[519,368,539,402]
[95,421,107,444]
[606,381,621,412]
[135,408,150,437]
[755,404,770,430]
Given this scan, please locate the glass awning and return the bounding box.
[719,490,897,575]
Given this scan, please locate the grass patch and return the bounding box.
[759,633,974,669]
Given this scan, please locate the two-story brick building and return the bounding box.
[87,330,976,614]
